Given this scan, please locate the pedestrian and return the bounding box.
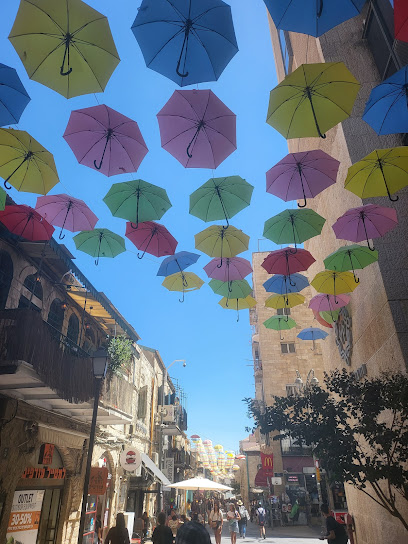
[95,514,102,544]
[319,504,348,543]
[256,502,266,540]
[152,512,174,544]
[104,513,130,544]
[250,505,255,523]
[169,515,180,541]
[176,512,211,544]
[226,503,240,544]
[142,512,150,539]
[209,501,223,544]
[237,501,249,538]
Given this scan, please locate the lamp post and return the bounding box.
[77,348,109,544]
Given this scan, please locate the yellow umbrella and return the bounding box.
[311,270,358,301]
[195,225,249,263]
[218,295,256,322]
[265,293,305,309]
[0,128,59,194]
[344,147,408,202]
[9,0,120,99]
[162,271,204,302]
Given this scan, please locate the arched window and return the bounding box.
[18,273,43,312]
[48,299,65,332]
[0,251,13,309]
[66,313,79,344]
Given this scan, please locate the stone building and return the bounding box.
[264,0,408,542]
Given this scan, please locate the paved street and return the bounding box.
[209,521,322,544]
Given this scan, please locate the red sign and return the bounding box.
[22,467,65,480]
[314,459,320,469]
[334,512,347,524]
[88,467,109,495]
[38,443,55,465]
[260,452,274,476]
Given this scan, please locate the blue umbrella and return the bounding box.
[263,273,309,294]
[0,63,30,126]
[157,251,200,276]
[131,0,238,87]
[362,66,408,135]
[297,327,328,349]
[264,0,366,37]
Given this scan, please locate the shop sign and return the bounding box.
[287,475,298,482]
[164,458,174,483]
[120,447,141,473]
[38,443,54,465]
[6,490,44,544]
[334,511,347,524]
[22,467,66,480]
[271,477,282,486]
[88,467,109,495]
[260,452,274,476]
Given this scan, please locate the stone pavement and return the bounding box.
[209,520,322,544]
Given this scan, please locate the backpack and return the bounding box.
[257,508,265,523]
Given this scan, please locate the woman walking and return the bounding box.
[209,501,223,544]
[227,504,240,544]
[104,513,130,544]
[237,501,249,538]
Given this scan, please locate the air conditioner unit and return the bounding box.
[160,405,176,423]
[152,452,159,465]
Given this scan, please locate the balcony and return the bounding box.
[281,444,313,457]
[171,449,191,468]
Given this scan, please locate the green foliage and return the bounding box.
[107,336,133,374]
[245,370,408,531]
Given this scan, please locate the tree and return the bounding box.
[245,370,408,531]
[107,335,133,375]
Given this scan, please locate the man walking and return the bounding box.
[176,512,211,544]
[319,504,348,543]
[256,502,266,540]
[237,501,249,538]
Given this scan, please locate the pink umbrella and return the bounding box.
[332,204,398,251]
[125,221,177,260]
[266,150,340,208]
[309,294,350,312]
[0,204,54,241]
[35,194,98,240]
[204,257,252,290]
[63,105,148,177]
[157,89,236,169]
[262,248,315,281]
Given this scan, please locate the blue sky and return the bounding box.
[1,0,289,452]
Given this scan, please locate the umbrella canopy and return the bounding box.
[190,176,253,226]
[218,295,257,321]
[311,270,359,299]
[265,293,305,309]
[395,0,408,43]
[168,477,232,491]
[35,194,98,240]
[309,294,350,313]
[263,208,326,247]
[125,221,177,260]
[298,327,328,340]
[319,309,340,324]
[73,228,125,265]
[0,128,59,194]
[157,89,236,168]
[132,0,238,87]
[263,315,297,338]
[63,105,148,176]
[157,251,200,277]
[9,0,120,99]
[332,204,398,251]
[195,225,249,263]
[209,279,252,299]
[263,273,309,294]
[162,271,204,302]
[264,0,366,37]
[323,244,378,283]
[103,179,171,228]
[0,204,54,241]
[0,187,6,211]
[262,248,315,276]
[204,257,252,282]
[344,147,408,202]
[267,62,360,139]
[0,63,30,126]
[266,150,339,208]
[362,66,408,135]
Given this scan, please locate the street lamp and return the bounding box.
[77,348,109,544]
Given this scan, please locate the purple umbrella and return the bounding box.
[35,194,98,240]
[266,150,340,208]
[204,257,252,288]
[157,89,236,169]
[332,204,398,251]
[63,105,148,177]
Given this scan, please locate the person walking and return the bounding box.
[227,504,240,544]
[209,501,223,544]
[141,512,150,540]
[176,513,211,544]
[256,503,266,540]
[250,505,255,523]
[169,515,180,541]
[104,513,130,544]
[152,512,174,544]
[237,501,249,538]
[319,504,348,543]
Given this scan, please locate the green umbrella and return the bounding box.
[263,208,326,248]
[263,315,297,339]
[0,187,6,211]
[189,176,253,226]
[320,310,340,323]
[323,244,378,283]
[209,279,252,302]
[103,179,171,228]
[73,228,125,265]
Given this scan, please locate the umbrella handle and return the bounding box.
[93,132,112,170]
[95,233,103,266]
[297,170,307,208]
[179,289,185,303]
[137,230,155,260]
[380,161,399,201]
[176,29,190,78]
[3,181,11,190]
[306,88,326,139]
[58,230,66,240]
[60,67,72,76]
[58,203,71,240]
[317,0,324,17]
[4,156,30,189]
[60,40,72,76]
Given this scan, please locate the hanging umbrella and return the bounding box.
[195,225,249,265]
[263,273,309,294]
[323,244,378,283]
[313,310,333,328]
[209,279,252,301]
[264,0,366,37]
[204,257,252,284]
[0,128,59,193]
[344,147,408,202]
[168,477,232,491]
[157,251,200,277]
[261,248,315,284]
[263,315,297,339]
[266,150,339,208]
[218,295,257,322]
[190,176,253,226]
[311,270,358,302]
[362,66,408,135]
[0,63,30,126]
[63,105,148,176]
[125,221,177,260]
[319,309,339,324]
[157,89,236,168]
[395,0,408,43]
[332,203,398,251]
[103,179,171,229]
[73,228,125,265]
[131,0,238,87]
[0,187,6,211]
[263,208,326,248]
[0,204,54,241]
[265,293,305,309]
[35,194,98,240]
[9,0,120,99]
[297,327,328,350]
[162,271,204,302]
[267,62,360,139]
[309,294,350,312]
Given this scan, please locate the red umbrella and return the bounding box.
[395,0,408,43]
[125,221,177,259]
[261,247,315,280]
[0,204,54,241]
[313,310,333,329]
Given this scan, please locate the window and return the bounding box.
[48,299,65,332]
[277,307,291,315]
[279,29,292,75]
[0,251,13,309]
[281,342,295,354]
[137,385,148,421]
[23,274,43,300]
[66,313,79,344]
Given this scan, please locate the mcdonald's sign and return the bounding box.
[260,452,274,476]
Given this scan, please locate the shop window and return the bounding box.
[0,250,13,309]
[137,385,148,421]
[66,313,79,344]
[281,342,295,354]
[279,29,292,75]
[277,307,291,316]
[47,299,65,332]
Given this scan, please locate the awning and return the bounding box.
[38,423,88,449]
[141,453,170,486]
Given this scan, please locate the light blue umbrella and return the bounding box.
[297,327,328,350]
[263,273,309,294]
[157,251,200,277]
[0,63,30,126]
[131,0,238,87]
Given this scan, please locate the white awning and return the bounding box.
[141,453,170,486]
